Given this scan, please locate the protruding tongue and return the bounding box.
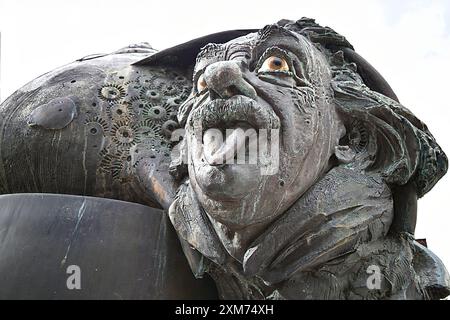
[203,125,256,166]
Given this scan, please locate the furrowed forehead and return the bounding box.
[193,26,304,75]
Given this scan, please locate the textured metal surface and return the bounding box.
[0,19,448,301]
[0,47,189,208]
[167,18,449,300]
[0,193,217,299]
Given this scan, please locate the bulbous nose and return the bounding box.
[204,61,257,100]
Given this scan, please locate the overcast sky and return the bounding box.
[1,0,449,270]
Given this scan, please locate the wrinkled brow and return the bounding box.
[193,27,298,76]
[225,42,253,61]
[256,24,299,44]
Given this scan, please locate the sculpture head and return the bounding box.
[172,19,447,230]
[178,25,345,227]
[165,18,449,299]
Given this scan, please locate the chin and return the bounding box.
[192,163,262,201]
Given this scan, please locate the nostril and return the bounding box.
[209,85,243,100]
[225,85,242,97]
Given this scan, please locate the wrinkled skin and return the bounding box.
[170,19,449,300]
[181,27,345,258]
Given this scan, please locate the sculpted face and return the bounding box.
[182,26,345,226]
[168,19,449,300]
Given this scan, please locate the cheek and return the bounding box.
[278,113,317,187]
[282,110,317,154]
[277,104,326,195]
[278,98,318,157]
[263,88,318,154]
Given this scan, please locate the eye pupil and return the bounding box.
[259,55,289,73]
[272,58,282,67]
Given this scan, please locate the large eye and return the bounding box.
[258,56,290,73]
[197,74,207,92]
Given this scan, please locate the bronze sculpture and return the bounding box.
[0,18,448,300]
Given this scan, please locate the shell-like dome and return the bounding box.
[0,43,190,207]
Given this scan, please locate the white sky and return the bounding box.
[1,0,449,271]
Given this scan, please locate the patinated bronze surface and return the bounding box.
[0,194,217,299]
[0,18,448,300]
[167,18,449,299]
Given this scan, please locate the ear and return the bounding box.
[333,78,447,199]
[334,82,420,186]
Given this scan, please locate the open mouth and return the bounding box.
[189,95,280,167]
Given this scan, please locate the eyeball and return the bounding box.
[258,56,290,73]
[197,74,207,92]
